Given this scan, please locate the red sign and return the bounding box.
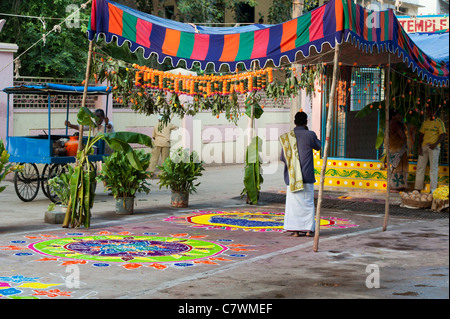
[398,16,449,33]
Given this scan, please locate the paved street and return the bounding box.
[0,163,448,306]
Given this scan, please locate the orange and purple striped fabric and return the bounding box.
[88,0,448,84]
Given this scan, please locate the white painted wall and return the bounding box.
[418,0,449,15]
[9,106,295,165]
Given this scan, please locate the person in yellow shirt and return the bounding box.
[148,115,178,177]
[414,108,446,193]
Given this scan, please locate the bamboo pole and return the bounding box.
[63,40,93,228]
[249,62,256,144]
[313,42,340,252]
[77,40,94,156]
[383,55,391,231]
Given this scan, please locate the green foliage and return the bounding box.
[158,147,205,194]
[47,165,74,211]
[97,149,151,198]
[267,0,292,24]
[266,64,323,101]
[244,93,264,119]
[0,0,90,80]
[92,54,324,127]
[267,0,319,24]
[62,107,154,228]
[0,0,316,79]
[241,136,263,205]
[177,0,225,24]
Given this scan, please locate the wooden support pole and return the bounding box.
[77,40,94,156]
[313,43,340,252]
[247,62,256,146]
[383,55,391,231]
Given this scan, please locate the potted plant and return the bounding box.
[97,149,151,214]
[157,147,204,208]
[62,107,153,228]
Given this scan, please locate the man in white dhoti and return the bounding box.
[280,112,321,237]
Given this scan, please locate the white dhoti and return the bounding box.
[284,183,315,232]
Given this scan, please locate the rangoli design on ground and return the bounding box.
[0,275,71,299]
[164,211,359,232]
[7,231,254,271]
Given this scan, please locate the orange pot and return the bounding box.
[65,136,79,156]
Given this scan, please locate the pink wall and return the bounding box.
[0,43,18,144]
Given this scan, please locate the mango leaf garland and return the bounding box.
[90,53,324,125]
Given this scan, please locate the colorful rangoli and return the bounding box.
[29,235,226,264]
[0,275,73,299]
[18,231,253,271]
[164,211,359,232]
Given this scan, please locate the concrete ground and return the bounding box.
[0,163,448,305]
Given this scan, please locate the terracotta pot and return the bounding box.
[171,190,189,208]
[65,136,79,156]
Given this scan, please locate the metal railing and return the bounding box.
[12,76,97,109]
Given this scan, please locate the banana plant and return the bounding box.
[0,140,22,193]
[62,107,153,228]
[241,92,264,205]
[241,136,264,205]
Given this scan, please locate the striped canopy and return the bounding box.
[88,0,449,86]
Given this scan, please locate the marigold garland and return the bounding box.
[131,63,273,97]
[89,52,324,125]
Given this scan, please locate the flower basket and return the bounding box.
[431,199,449,212]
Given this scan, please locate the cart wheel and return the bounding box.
[41,164,52,198]
[46,164,68,203]
[14,163,40,202]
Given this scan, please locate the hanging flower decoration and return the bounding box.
[89,51,324,125]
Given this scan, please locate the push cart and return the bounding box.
[3,83,111,202]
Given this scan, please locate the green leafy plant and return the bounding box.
[62,107,153,228]
[241,136,264,205]
[47,165,74,211]
[96,149,151,198]
[157,147,205,194]
[0,140,22,193]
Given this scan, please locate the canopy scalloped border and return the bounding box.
[88,31,343,72]
[87,0,449,86]
[344,31,449,87]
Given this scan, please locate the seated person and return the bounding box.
[65,108,114,154]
